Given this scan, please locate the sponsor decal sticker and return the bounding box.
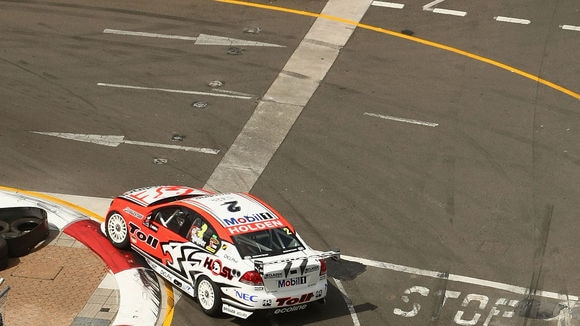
[278,276,307,288]
[276,293,314,306]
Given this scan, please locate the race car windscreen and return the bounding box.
[232,227,304,258]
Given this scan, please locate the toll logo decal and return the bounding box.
[129,222,159,248]
[276,293,314,306]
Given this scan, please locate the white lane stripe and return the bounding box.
[204,0,374,193]
[371,1,404,9]
[97,82,254,100]
[364,112,439,127]
[494,16,531,25]
[560,24,580,32]
[422,0,445,11]
[333,278,361,326]
[341,255,579,301]
[433,8,467,17]
[103,28,197,41]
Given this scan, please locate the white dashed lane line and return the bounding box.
[364,112,439,127]
[371,1,404,9]
[561,24,580,32]
[494,16,531,25]
[371,0,577,29]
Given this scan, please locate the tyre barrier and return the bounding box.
[0,207,50,265]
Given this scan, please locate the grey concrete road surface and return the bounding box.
[1,0,579,325]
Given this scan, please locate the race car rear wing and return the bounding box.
[253,249,340,275]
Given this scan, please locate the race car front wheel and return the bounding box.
[105,212,129,249]
[196,276,222,316]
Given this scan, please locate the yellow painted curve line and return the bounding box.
[216,0,580,101]
[0,185,176,325]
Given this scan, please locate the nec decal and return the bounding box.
[234,290,258,302]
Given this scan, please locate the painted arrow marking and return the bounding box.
[32,132,220,154]
[103,29,285,47]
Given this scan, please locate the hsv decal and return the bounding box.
[203,257,240,280]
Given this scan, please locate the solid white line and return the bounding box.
[422,0,445,11]
[122,140,219,155]
[494,16,531,25]
[97,83,253,100]
[341,255,579,301]
[103,28,197,41]
[364,112,439,127]
[433,8,467,17]
[371,1,404,9]
[560,24,580,32]
[204,0,375,193]
[333,278,361,326]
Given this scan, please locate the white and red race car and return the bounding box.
[102,185,339,319]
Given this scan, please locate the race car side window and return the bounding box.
[188,217,220,253]
[152,206,190,236]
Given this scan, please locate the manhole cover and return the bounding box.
[153,158,167,165]
[243,26,261,34]
[208,80,224,88]
[170,134,185,141]
[191,101,209,109]
[227,47,244,55]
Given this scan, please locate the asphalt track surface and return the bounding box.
[1,0,579,325]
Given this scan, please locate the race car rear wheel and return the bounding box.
[196,276,222,316]
[105,212,129,249]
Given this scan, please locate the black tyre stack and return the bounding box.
[0,207,50,270]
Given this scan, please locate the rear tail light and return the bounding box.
[319,259,327,276]
[240,271,264,286]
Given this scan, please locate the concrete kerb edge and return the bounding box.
[0,186,170,326]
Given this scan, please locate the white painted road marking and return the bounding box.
[560,24,580,32]
[422,0,466,17]
[433,8,467,17]
[371,1,404,9]
[31,132,220,154]
[97,82,254,100]
[341,254,578,301]
[333,278,361,326]
[494,16,531,25]
[422,0,445,11]
[364,112,439,127]
[103,28,285,47]
[204,0,375,193]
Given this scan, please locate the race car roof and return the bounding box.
[181,192,294,237]
[119,185,211,207]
